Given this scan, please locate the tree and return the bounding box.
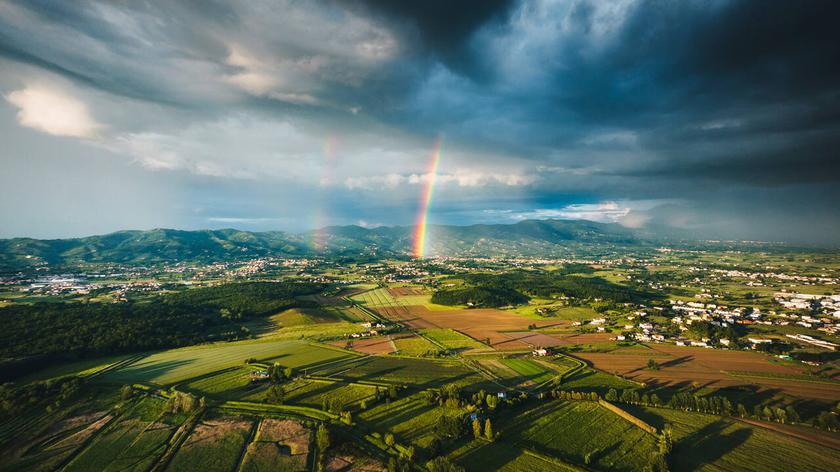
[385,432,395,447]
[120,385,133,400]
[737,404,748,418]
[436,416,463,440]
[316,423,330,453]
[484,418,494,440]
[266,385,285,404]
[284,367,294,379]
[472,418,483,439]
[785,405,800,423]
[658,425,673,455]
[486,394,499,410]
[427,457,464,472]
[648,358,660,370]
[650,393,660,406]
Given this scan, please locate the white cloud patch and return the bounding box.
[5,85,102,138]
[509,202,631,223]
[345,170,536,190]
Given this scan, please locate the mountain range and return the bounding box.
[0,219,670,269]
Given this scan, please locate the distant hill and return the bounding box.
[0,219,658,269]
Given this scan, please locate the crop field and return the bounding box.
[450,440,581,472]
[248,379,376,410]
[359,392,466,449]
[101,340,355,385]
[317,356,491,389]
[0,411,114,471]
[560,368,639,391]
[392,333,439,356]
[269,307,339,327]
[387,286,426,297]
[501,401,658,472]
[625,406,840,471]
[332,336,396,355]
[499,358,556,385]
[240,419,311,472]
[422,329,488,352]
[396,305,565,349]
[263,321,370,341]
[183,367,262,400]
[63,397,175,472]
[166,416,254,472]
[577,345,840,401]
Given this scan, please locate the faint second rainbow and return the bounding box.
[412,136,444,258]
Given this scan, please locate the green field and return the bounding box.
[499,358,556,385]
[246,379,376,410]
[625,405,840,471]
[501,401,658,471]
[317,356,492,389]
[100,340,355,385]
[393,335,440,356]
[166,415,253,472]
[451,440,582,471]
[182,367,262,400]
[559,368,639,392]
[269,307,338,327]
[422,329,488,351]
[359,391,466,449]
[63,397,175,472]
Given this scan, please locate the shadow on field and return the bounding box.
[673,420,752,471]
[105,358,196,383]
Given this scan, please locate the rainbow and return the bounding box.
[412,136,444,258]
[311,135,337,251]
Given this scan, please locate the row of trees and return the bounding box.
[0,376,84,418]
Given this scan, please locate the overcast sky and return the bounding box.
[1,0,839,244]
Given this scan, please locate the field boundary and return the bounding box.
[598,399,658,435]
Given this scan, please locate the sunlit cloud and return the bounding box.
[5,85,102,138]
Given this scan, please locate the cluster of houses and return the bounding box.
[349,321,390,338]
[774,292,840,317]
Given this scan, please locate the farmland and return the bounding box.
[624,405,840,471]
[577,345,840,401]
[3,249,840,472]
[166,415,254,472]
[498,401,659,472]
[101,339,355,385]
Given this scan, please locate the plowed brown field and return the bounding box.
[374,305,570,350]
[331,336,395,355]
[577,345,840,401]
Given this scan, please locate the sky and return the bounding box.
[1,0,839,245]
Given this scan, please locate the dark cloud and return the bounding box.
[1,0,840,245]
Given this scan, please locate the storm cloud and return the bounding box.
[1,0,839,244]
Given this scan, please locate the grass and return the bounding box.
[499,358,556,385]
[559,368,639,392]
[624,405,840,472]
[450,440,582,471]
[16,355,132,383]
[269,307,337,327]
[499,400,658,472]
[422,329,488,351]
[316,356,492,389]
[63,397,173,472]
[166,415,253,472]
[182,367,261,400]
[359,392,466,449]
[100,339,354,385]
[245,379,376,410]
[392,335,440,356]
